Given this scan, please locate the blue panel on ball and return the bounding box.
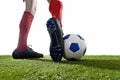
[69,43,80,52]
[63,34,70,40]
[77,35,84,41]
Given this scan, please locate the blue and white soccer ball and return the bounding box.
[63,34,87,61]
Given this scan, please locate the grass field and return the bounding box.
[0,55,120,80]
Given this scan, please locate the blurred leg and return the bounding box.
[48,0,63,27]
[46,0,64,61]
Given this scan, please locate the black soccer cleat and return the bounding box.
[46,18,64,62]
[12,47,43,59]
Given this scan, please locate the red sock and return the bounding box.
[17,11,34,51]
[49,0,63,27]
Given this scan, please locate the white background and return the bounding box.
[0,0,120,55]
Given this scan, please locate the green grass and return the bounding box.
[0,55,120,80]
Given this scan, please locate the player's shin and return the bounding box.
[17,11,34,51]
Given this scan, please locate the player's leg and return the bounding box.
[46,0,64,61]
[12,0,43,59]
[17,0,37,51]
[48,0,62,24]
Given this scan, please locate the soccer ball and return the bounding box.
[63,34,87,61]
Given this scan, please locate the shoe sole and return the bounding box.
[46,18,64,62]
